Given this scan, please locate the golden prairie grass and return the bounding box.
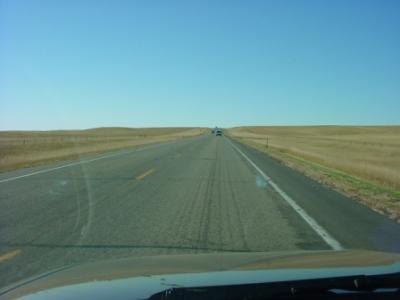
[0,127,206,172]
[228,126,400,221]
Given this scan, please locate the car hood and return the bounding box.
[1,250,400,300]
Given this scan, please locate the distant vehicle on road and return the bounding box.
[216,129,222,136]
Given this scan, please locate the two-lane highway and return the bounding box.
[1,134,399,289]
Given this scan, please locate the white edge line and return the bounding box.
[0,140,179,184]
[226,138,343,251]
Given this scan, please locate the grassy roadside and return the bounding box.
[227,127,400,223]
[0,127,207,173]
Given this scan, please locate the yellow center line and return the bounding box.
[136,168,155,180]
[0,249,21,263]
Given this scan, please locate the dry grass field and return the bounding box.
[228,126,400,221]
[0,127,206,172]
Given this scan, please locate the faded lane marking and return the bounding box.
[226,138,343,251]
[136,168,155,180]
[0,140,180,184]
[0,249,21,263]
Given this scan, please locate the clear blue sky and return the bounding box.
[1,0,399,130]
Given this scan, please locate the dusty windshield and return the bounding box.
[0,0,399,290]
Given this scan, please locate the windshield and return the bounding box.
[0,0,400,291]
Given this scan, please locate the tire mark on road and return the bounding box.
[226,162,250,251]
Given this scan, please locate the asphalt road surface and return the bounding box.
[1,134,400,289]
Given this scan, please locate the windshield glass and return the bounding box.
[0,0,399,291]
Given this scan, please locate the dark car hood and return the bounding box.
[1,250,400,300]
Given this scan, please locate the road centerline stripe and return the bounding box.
[136,168,155,180]
[0,249,21,263]
[226,138,343,251]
